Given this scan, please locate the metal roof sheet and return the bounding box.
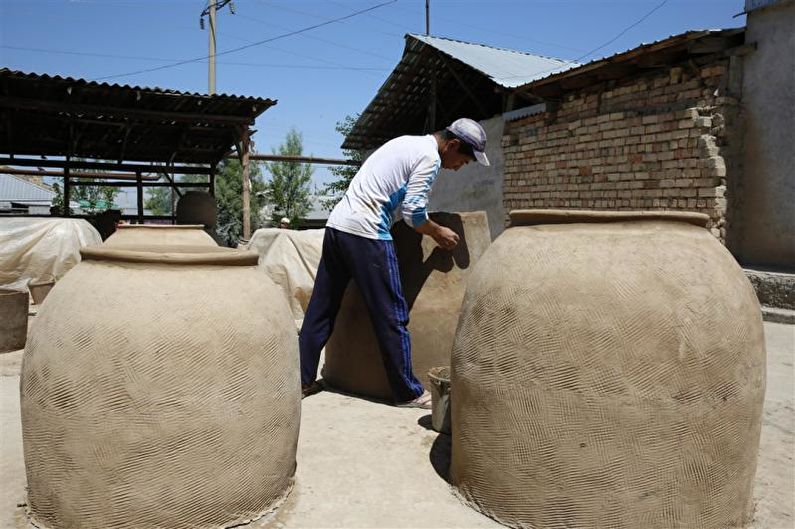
[343,34,575,150]
[0,69,277,165]
[515,28,745,92]
[0,69,271,103]
[408,34,578,88]
[0,173,54,202]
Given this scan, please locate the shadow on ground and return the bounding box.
[418,414,452,484]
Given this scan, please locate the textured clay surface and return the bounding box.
[323,212,491,400]
[176,191,218,228]
[104,224,216,247]
[451,210,767,529]
[20,246,300,529]
[0,289,28,353]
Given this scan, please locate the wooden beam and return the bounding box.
[246,154,360,166]
[0,166,159,181]
[0,96,257,125]
[0,157,213,174]
[63,155,71,217]
[118,125,132,164]
[136,171,144,224]
[439,55,490,118]
[69,181,210,188]
[238,128,252,240]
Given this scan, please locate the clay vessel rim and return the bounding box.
[81,245,258,266]
[509,209,709,228]
[428,366,451,382]
[116,224,206,230]
[28,279,56,286]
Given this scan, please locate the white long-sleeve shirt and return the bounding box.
[326,134,440,240]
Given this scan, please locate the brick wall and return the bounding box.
[502,61,738,241]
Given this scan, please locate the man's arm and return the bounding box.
[415,220,459,250]
[401,156,460,250]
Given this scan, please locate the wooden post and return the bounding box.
[136,170,144,224]
[63,154,71,217]
[429,76,437,132]
[240,129,251,240]
[209,163,216,197]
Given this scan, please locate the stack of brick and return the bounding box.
[503,61,736,241]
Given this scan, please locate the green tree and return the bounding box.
[50,168,121,215]
[144,173,206,216]
[144,185,172,216]
[265,129,313,227]
[215,159,268,246]
[322,114,362,211]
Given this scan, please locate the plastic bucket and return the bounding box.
[428,366,451,434]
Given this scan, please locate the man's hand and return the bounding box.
[433,226,459,250]
[416,220,459,250]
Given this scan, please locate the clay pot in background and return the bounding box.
[450,210,766,529]
[21,245,299,529]
[104,224,216,247]
[176,191,218,228]
[322,211,491,400]
[0,288,28,353]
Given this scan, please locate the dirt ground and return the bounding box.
[1,321,792,529]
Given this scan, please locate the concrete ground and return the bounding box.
[1,322,792,529]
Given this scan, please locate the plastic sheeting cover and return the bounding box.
[243,228,324,326]
[0,218,102,291]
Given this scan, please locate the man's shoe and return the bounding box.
[301,380,324,399]
[396,390,432,409]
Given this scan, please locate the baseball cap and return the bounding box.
[446,118,489,166]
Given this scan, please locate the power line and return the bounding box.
[573,0,670,62]
[1,45,389,72]
[386,1,588,55]
[501,0,671,82]
[261,0,404,39]
[190,26,388,77]
[236,13,395,62]
[93,0,397,81]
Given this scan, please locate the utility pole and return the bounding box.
[208,1,216,94]
[200,0,235,95]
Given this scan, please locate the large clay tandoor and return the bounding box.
[322,211,490,400]
[105,224,217,246]
[176,191,218,228]
[450,210,766,529]
[21,245,299,529]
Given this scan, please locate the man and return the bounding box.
[279,217,291,229]
[300,118,489,408]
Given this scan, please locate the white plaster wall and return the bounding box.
[429,116,505,240]
[739,2,795,268]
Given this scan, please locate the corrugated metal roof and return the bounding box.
[0,173,55,202]
[0,69,270,103]
[344,28,746,151]
[343,34,575,150]
[0,69,277,165]
[515,28,745,92]
[408,34,578,88]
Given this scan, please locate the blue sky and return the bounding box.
[1,0,746,188]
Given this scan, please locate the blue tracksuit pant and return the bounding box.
[299,227,425,402]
